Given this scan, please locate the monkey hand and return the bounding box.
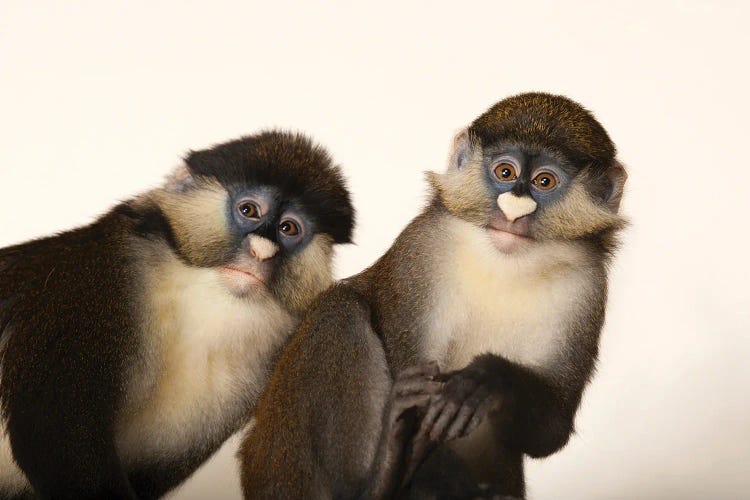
[400,364,504,489]
[385,361,444,442]
[418,364,504,443]
[365,362,443,499]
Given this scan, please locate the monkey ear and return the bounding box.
[603,160,627,212]
[165,163,197,193]
[448,128,473,171]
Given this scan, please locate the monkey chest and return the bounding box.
[424,266,590,373]
[422,267,590,482]
[115,279,295,465]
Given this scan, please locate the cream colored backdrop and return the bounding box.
[1,1,748,498]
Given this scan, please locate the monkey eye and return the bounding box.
[279,219,300,236]
[238,201,261,219]
[532,172,558,191]
[493,163,518,181]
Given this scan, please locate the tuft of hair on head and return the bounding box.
[469,92,616,172]
[183,130,355,244]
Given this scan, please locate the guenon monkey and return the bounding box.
[0,131,355,499]
[238,93,627,499]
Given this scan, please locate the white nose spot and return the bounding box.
[249,235,279,261]
[497,193,537,222]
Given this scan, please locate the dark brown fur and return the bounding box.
[0,131,354,499]
[239,93,626,499]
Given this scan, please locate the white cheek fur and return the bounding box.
[0,333,32,495]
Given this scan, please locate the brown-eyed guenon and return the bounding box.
[0,131,354,500]
[238,93,627,499]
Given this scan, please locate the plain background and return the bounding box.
[1,1,749,498]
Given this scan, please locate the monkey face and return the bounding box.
[431,93,627,254]
[433,140,625,254]
[220,185,327,300]
[480,143,576,252]
[157,179,336,305]
[156,131,354,308]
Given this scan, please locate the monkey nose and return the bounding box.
[248,235,279,261]
[497,193,537,222]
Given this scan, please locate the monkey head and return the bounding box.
[154,131,354,313]
[429,92,627,253]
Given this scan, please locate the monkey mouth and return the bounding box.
[221,266,267,284]
[487,227,532,239]
[486,227,534,252]
[486,215,532,238]
[218,266,269,294]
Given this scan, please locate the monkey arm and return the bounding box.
[240,285,381,498]
[471,306,604,458]
[466,353,581,458]
[411,352,590,461]
[0,232,139,499]
[1,319,138,499]
[239,283,439,500]
[4,367,137,499]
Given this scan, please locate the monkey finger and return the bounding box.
[443,402,477,441]
[392,394,433,420]
[428,400,461,441]
[404,431,431,481]
[461,392,501,438]
[397,361,439,381]
[400,397,452,486]
[443,385,488,440]
[401,438,433,488]
[461,412,483,439]
[393,379,444,397]
[401,435,435,489]
[408,398,445,461]
[403,407,444,488]
[442,383,492,440]
[417,397,446,437]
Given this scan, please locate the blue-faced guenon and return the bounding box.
[0,131,354,499]
[238,93,627,499]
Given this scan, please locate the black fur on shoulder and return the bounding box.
[185,130,355,244]
[470,92,616,171]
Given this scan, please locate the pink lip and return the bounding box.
[220,266,267,286]
[486,227,534,252]
[486,226,533,240]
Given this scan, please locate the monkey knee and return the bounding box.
[521,420,572,458]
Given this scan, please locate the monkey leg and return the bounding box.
[405,445,520,500]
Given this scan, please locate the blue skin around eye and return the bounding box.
[229,186,278,233]
[483,157,523,197]
[482,150,571,208]
[275,204,315,254]
[527,168,570,206]
[226,186,315,255]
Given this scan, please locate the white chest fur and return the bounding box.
[116,257,295,464]
[423,218,594,374]
[0,330,31,495]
